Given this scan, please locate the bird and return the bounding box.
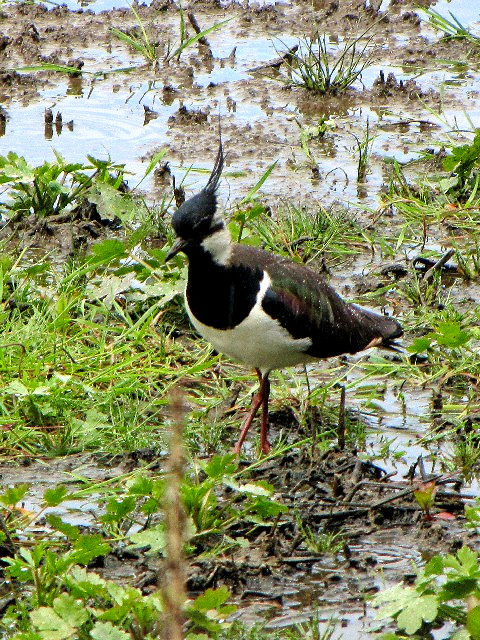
[166,141,403,455]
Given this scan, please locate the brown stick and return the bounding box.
[187,12,210,46]
[337,385,346,450]
[161,389,187,640]
[424,248,455,281]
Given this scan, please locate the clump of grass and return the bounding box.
[295,516,344,555]
[284,31,373,94]
[245,203,366,265]
[354,118,375,182]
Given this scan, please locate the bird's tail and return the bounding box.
[351,304,403,350]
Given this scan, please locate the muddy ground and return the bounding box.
[1,0,480,635]
[0,445,474,635]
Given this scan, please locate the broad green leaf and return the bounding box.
[87,183,138,223]
[424,555,444,576]
[435,321,470,348]
[90,239,127,264]
[407,336,433,354]
[46,515,80,541]
[202,454,237,479]
[30,608,76,640]
[69,534,110,565]
[191,586,230,612]
[5,380,30,396]
[52,594,89,627]
[396,594,438,634]
[43,485,69,507]
[101,497,136,523]
[441,577,478,599]
[0,483,29,507]
[467,606,480,639]
[90,621,130,640]
[128,525,166,554]
[248,496,288,518]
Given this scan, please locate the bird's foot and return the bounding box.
[232,442,243,456]
[260,440,271,455]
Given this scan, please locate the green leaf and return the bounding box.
[424,555,444,576]
[0,483,29,507]
[90,621,130,640]
[30,607,76,640]
[128,525,166,554]
[87,183,137,224]
[43,485,69,507]
[248,496,288,518]
[141,149,168,180]
[101,497,136,524]
[435,321,470,348]
[442,577,478,599]
[89,239,127,264]
[66,566,108,598]
[467,606,480,639]
[202,454,237,479]
[438,176,459,192]
[191,586,230,612]
[46,515,80,541]
[52,594,89,628]
[15,63,84,75]
[5,380,30,396]
[457,546,479,571]
[396,594,438,634]
[169,18,231,60]
[407,336,433,354]
[240,161,277,204]
[69,534,110,565]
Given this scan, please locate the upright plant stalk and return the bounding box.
[161,388,187,640]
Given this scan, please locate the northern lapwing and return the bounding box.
[166,142,403,454]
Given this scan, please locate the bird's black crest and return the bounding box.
[171,141,224,239]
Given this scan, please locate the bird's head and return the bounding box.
[166,142,226,261]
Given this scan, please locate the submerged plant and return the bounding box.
[283,31,373,94]
[353,119,375,182]
[421,8,480,46]
[110,3,158,66]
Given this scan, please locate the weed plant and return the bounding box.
[373,546,480,638]
[0,152,126,221]
[284,32,373,94]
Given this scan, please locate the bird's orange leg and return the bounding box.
[259,375,271,454]
[233,369,269,455]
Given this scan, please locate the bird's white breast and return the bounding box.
[185,271,313,373]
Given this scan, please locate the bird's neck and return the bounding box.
[197,225,232,266]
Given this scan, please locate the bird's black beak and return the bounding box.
[165,238,188,262]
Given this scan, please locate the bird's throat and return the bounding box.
[199,226,232,266]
